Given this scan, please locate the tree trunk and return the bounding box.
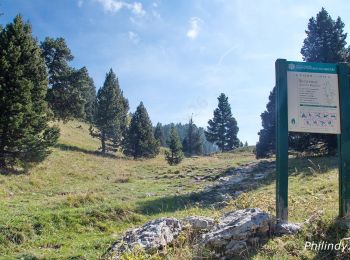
[101,131,106,153]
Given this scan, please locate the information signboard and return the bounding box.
[287,61,340,134]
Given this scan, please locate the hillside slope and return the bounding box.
[0,121,345,259]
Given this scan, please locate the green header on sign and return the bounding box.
[287,61,337,74]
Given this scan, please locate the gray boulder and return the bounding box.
[202,208,271,257]
[182,216,216,231]
[109,217,182,258]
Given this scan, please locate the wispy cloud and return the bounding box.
[128,31,139,44]
[95,0,145,16]
[186,17,202,40]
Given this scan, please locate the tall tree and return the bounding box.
[41,37,89,121]
[300,7,348,154]
[154,122,165,146]
[205,93,239,151]
[182,117,203,156]
[79,67,96,123]
[0,15,59,168]
[90,69,129,153]
[225,117,239,150]
[256,87,276,158]
[301,8,348,63]
[123,102,160,159]
[165,127,184,165]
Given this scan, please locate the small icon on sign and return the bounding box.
[291,118,296,125]
[288,63,296,70]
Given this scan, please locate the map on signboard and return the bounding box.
[287,61,340,134]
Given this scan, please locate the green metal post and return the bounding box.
[338,63,350,218]
[276,59,289,222]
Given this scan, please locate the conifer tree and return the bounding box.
[41,37,89,121]
[0,15,59,168]
[123,102,160,158]
[244,141,248,147]
[300,8,348,154]
[256,87,276,158]
[182,117,203,156]
[205,93,239,151]
[165,127,184,165]
[154,122,165,146]
[90,69,129,153]
[226,117,240,150]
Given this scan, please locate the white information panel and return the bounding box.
[287,62,340,134]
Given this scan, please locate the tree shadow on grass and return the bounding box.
[136,156,338,215]
[55,143,120,159]
[0,167,27,175]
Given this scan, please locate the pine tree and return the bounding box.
[154,122,165,146]
[123,102,160,158]
[300,8,348,154]
[41,37,89,121]
[182,117,203,156]
[244,141,248,147]
[256,87,276,158]
[79,67,96,123]
[301,8,348,63]
[165,127,184,165]
[90,69,129,153]
[225,117,240,150]
[0,15,59,168]
[205,93,239,151]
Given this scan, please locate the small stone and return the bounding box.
[183,216,215,231]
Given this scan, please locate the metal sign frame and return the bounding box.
[275,59,350,221]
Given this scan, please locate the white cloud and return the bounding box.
[95,0,145,16]
[186,17,202,40]
[128,31,140,44]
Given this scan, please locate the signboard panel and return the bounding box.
[287,61,340,134]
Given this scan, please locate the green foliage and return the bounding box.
[123,102,160,158]
[256,87,276,158]
[182,117,203,156]
[165,127,184,165]
[154,122,165,146]
[300,8,349,155]
[90,69,129,153]
[0,15,59,168]
[205,93,240,151]
[41,37,94,122]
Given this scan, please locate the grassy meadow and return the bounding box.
[0,121,347,259]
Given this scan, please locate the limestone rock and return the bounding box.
[109,217,182,258]
[202,208,271,257]
[275,222,302,235]
[182,216,215,231]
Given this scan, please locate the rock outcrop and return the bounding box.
[109,217,182,259]
[202,208,271,257]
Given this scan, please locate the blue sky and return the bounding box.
[2,0,350,145]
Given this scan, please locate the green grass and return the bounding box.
[0,120,347,259]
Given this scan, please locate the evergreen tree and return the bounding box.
[123,102,160,158]
[256,87,276,158]
[301,8,348,63]
[165,127,184,165]
[300,8,348,154]
[41,37,89,121]
[205,93,239,151]
[154,122,165,146]
[80,67,96,123]
[226,117,240,150]
[244,141,248,147]
[182,117,203,156]
[0,15,59,168]
[90,69,129,153]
